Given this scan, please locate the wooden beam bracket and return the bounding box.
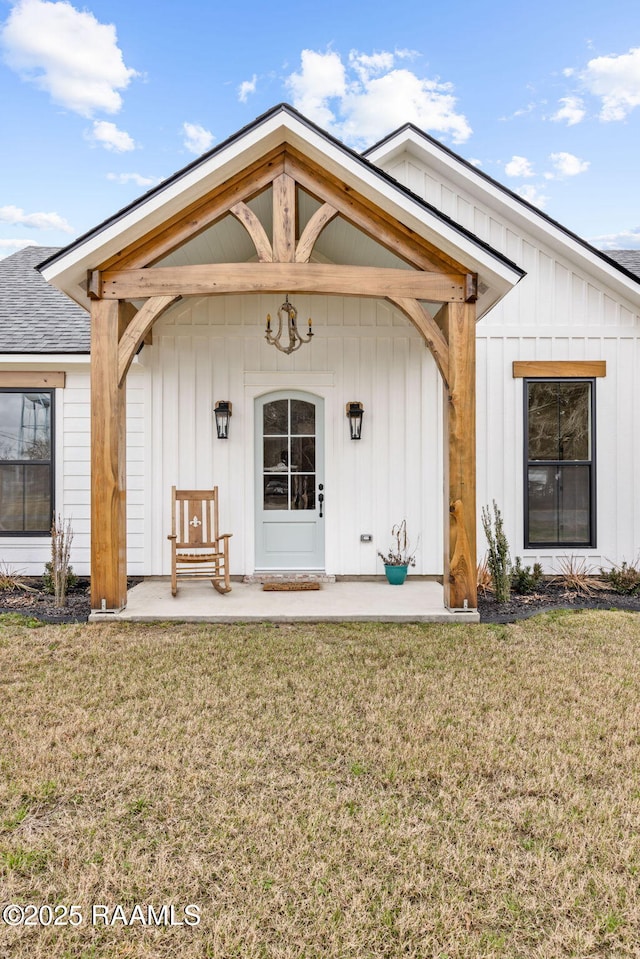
[464,273,478,303]
[295,203,338,262]
[388,297,449,387]
[87,270,102,300]
[117,295,181,386]
[230,202,273,262]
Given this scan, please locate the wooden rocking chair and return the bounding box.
[168,486,232,596]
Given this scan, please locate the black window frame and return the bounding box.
[0,387,55,537]
[523,376,596,549]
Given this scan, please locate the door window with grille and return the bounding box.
[262,398,316,512]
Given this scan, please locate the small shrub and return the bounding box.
[600,559,640,595]
[42,562,78,597]
[511,557,544,595]
[481,501,511,604]
[44,516,75,607]
[552,555,606,596]
[0,563,36,593]
[477,555,493,595]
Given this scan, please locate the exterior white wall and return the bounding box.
[143,294,443,577]
[0,364,146,577]
[8,144,639,582]
[381,152,640,570]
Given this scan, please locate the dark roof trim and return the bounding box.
[38,103,523,280]
[365,122,640,290]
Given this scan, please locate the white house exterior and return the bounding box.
[1,105,639,612]
[367,128,640,573]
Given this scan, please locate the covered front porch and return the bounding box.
[39,107,522,619]
[89,576,480,623]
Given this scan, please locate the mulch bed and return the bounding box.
[478,582,640,623]
[1,578,639,624]
[0,578,92,623]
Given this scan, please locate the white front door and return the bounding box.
[255,391,324,569]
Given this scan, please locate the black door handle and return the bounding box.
[318,483,324,518]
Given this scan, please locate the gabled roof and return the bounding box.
[608,250,640,279]
[39,103,524,319]
[0,246,89,354]
[365,123,640,305]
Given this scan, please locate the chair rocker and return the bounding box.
[168,486,232,596]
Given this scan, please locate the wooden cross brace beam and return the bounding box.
[93,263,471,302]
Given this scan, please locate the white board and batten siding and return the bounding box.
[62,369,146,577]
[381,150,640,571]
[0,367,146,577]
[144,293,443,577]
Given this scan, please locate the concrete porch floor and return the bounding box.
[89,577,480,623]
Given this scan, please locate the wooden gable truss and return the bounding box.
[88,145,478,613]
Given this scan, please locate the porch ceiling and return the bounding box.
[154,197,413,273]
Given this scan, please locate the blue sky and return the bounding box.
[1,0,639,258]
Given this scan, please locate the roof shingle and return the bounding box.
[607,250,640,279]
[1,241,638,357]
[0,246,89,354]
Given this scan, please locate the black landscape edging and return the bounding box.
[479,596,640,624]
[0,606,90,624]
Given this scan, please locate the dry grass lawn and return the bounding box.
[1,610,640,958]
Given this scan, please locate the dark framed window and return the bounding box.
[0,389,54,535]
[524,378,595,548]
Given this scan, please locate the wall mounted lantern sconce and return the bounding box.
[265,295,313,355]
[346,401,364,440]
[214,400,232,439]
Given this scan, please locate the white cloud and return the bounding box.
[286,49,346,129]
[238,75,257,102]
[581,46,640,121]
[551,95,586,125]
[0,204,73,232]
[590,228,640,250]
[285,48,471,147]
[0,0,137,117]
[499,102,537,122]
[515,184,549,209]
[504,155,535,178]
[0,238,42,256]
[106,172,159,187]
[182,122,214,155]
[87,119,135,152]
[546,151,590,178]
[348,50,395,82]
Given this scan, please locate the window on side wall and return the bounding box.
[524,378,595,548]
[0,389,54,535]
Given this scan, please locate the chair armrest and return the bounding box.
[218,533,233,540]
[167,534,177,540]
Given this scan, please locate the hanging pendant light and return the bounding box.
[265,295,313,355]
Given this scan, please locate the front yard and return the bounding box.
[1,612,639,957]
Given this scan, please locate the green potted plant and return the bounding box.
[378,520,417,585]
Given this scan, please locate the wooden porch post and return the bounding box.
[443,301,477,609]
[90,299,127,610]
